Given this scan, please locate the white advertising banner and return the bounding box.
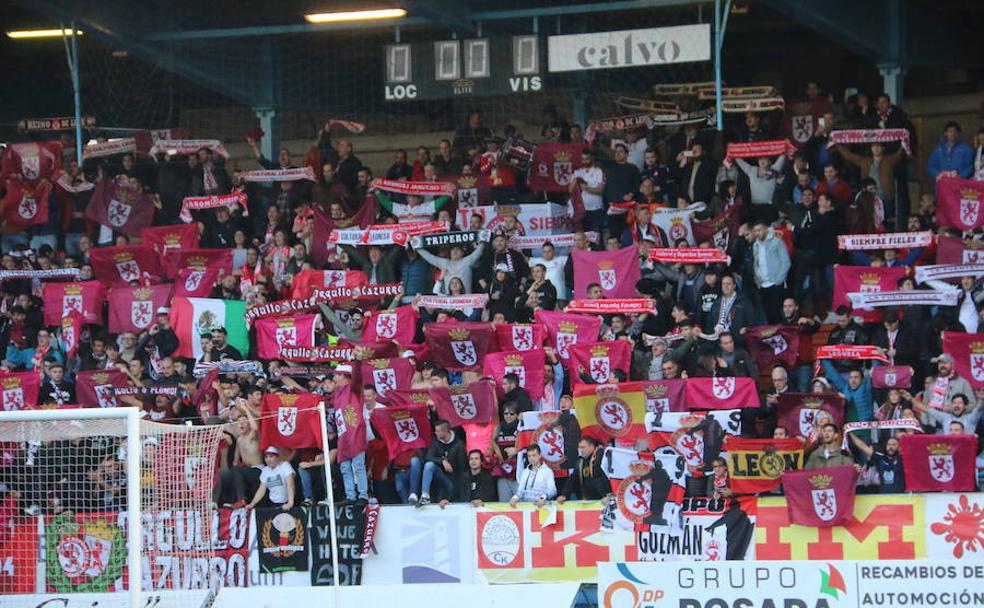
[548,25,711,73]
[598,560,984,608]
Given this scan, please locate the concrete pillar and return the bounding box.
[878,63,906,106]
[254,107,278,161]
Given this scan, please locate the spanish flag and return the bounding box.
[723,436,804,494]
[573,382,648,444]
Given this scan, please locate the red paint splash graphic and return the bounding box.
[930,494,984,558]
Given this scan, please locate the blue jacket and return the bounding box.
[821,359,875,422]
[928,136,975,179]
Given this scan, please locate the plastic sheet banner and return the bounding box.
[474,501,636,583]
[755,494,925,560]
[598,559,984,608]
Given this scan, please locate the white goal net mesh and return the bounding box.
[0,414,224,608]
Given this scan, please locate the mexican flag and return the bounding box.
[169,297,249,359]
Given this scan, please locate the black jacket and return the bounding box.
[501,386,534,414]
[453,469,497,503]
[723,348,758,378]
[425,435,467,475]
[870,323,921,373]
[561,450,609,500]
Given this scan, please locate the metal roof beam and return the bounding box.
[144,0,710,42]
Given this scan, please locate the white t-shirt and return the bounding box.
[573,166,605,211]
[529,255,568,297]
[260,461,295,504]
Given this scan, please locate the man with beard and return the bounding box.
[848,435,905,493]
[204,327,242,361]
[557,437,609,502]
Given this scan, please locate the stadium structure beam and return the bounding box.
[144,0,712,41]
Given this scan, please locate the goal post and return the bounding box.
[0,407,224,608]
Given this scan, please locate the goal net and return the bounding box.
[0,408,224,608]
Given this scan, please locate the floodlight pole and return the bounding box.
[713,0,733,132]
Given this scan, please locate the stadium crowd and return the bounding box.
[1,82,984,518]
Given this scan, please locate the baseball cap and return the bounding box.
[494,263,509,273]
[335,363,353,375]
[932,354,954,363]
[401,350,416,359]
[156,306,170,315]
[264,446,279,455]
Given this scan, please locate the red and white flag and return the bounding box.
[567,340,632,384]
[107,284,173,334]
[260,393,323,449]
[141,224,200,265]
[641,379,689,413]
[815,344,889,363]
[165,247,233,281]
[833,265,908,322]
[601,446,686,531]
[85,175,157,236]
[370,405,431,460]
[59,312,82,359]
[685,377,759,409]
[1,178,50,228]
[360,357,415,401]
[535,310,602,363]
[88,244,162,287]
[75,369,129,409]
[781,465,857,527]
[0,372,41,411]
[936,235,984,265]
[483,349,546,399]
[936,177,984,231]
[362,305,419,346]
[871,365,914,389]
[255,314,319,360]
[744,324,800,370]
[174,267,218,298]
[431,379,496,427]
[692,200,740,252]
[776,393,845,438]
[494,323,545,352]
[333,384,367,462]
[424,322,495,372]
[42,281,104,326]
[941,331,984,389]
[899,433,977,492]
[572,246,641,299]
[527,143,585,192]
[0,141,62,182]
